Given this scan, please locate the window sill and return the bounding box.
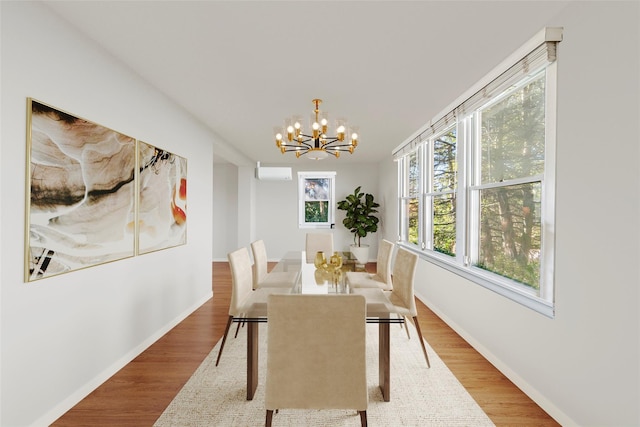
[397,243,555,318]
[299,224,334,229]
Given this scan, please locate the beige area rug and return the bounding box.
[154,323,495,427]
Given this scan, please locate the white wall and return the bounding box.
[377,157,399,245]
[1,3,215,425]
[212,163,239,260]
[250,162,381,262]
[212,161,383,261]
[379,2,639,426]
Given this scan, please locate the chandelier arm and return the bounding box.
[280,146,309,153]
[285,138,314,149]
[299,141,314,148]
[323,143,356,151]
[325,143,355,149]
[299,150,337,158]
[316,138,345,150]
[297,135,318,145]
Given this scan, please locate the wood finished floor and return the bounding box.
[52,262,559,426]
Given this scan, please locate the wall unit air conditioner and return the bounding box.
[255,162,292,181]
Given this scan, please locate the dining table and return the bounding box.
[234,250,403,402]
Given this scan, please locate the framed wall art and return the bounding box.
[137,141,187,255]
[25,99,136,281]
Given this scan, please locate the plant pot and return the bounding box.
[350,244,369,265]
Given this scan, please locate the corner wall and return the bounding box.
[1,3,214,425]
[378,2,639,425]
[212,163,239,260]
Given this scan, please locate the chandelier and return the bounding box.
[274,99,359,160]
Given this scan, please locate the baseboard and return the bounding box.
[414,290,576,427]
[33,291,213,427]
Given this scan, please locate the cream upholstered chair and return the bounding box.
[215,247,254,367]
[346,239,394,291]
[304,233,334,264]
[387,247,431,368]
[265,294,368,427]
[250,240,298,289]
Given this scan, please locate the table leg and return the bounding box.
[379,322,390,401]
[247,322,258,400]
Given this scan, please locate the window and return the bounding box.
[394,28,561,316]
[298,171,336,229]
[430,126,457,256]
[473,72,545,290]
[399,150,420,246]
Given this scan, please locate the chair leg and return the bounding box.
[215,316,233,366]
[403,315,411,339]
[397,313,410,336]
[266,409,274,427]
[412,316,431,368]
[359,410,367,427]
[234,318,243,338]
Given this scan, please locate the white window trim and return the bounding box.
[297,171,337,229]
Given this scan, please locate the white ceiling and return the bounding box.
[44,1,569,165]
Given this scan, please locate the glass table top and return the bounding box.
[236,251,401,322]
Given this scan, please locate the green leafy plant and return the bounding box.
[337,186,380,247]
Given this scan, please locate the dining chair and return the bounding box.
[215,247,254,367]
[387,247,431,368]
[304,232,334,263]
[265,294,368,427]
[346,239,394,291]
[250,239,299,289]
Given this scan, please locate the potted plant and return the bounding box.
[337,186,380,264]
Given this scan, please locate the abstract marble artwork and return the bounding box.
[26,99,136,281]
[137,141,187,255]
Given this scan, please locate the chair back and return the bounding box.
[250,239,268,290]
[390,247,419,316]
[305,233,334,263]
[375,239,395,286]
[265,294,368,412]
[227,247,254,316]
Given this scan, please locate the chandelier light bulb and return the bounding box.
[320,118,328,134]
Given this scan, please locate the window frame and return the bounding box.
[398,148,422,249]
[425,125,458,258]
[393,28,560,317]
[297,171,337,229]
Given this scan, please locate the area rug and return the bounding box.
[154,323,495,426]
